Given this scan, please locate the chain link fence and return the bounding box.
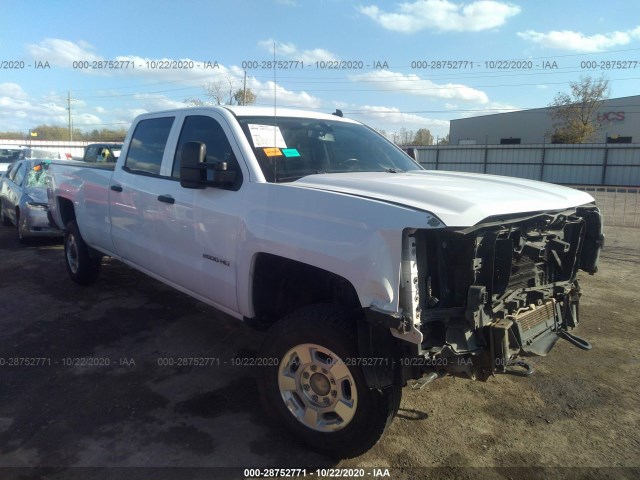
[574,186,640,227]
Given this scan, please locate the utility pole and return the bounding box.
[243,70,247,106]
[67,91,73,141]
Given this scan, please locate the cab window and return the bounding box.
[172,115,242,190]
[124,117,174,175]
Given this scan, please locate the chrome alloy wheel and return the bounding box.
[277,343,358,432]
[65,233,79,274]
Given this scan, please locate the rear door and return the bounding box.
[109,115,178,277]
[2,161,27,223]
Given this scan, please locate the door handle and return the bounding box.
[110,184,123,192]
[157,194,175,204]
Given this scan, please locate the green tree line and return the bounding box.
[0,125,128,142]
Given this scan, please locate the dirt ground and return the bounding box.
[0,224,638,480]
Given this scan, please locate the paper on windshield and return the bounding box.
[248,124,287,148]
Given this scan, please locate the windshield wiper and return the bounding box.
[384,168,403,173]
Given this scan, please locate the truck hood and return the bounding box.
[293,171,595,227]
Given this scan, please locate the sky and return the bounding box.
[1,0,640,140]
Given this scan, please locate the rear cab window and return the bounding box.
[124,117,175,176]
[84,146,99,163]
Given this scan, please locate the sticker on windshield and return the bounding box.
[263,147,282,157]
[282,148,300,158]
[248,124,287,148]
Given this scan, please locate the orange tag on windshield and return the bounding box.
[263,147,282,157]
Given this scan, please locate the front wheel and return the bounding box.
[258,305,401,458]
[15,210,28,244]
[64,220,102,285]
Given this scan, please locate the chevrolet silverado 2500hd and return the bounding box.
[47,106,603,458]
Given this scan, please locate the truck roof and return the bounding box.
[132,106,360,124]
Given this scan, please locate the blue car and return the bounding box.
[0,159,63,243]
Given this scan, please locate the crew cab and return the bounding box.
[47,106,603,458]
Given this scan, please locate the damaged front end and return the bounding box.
[393,204,604,383]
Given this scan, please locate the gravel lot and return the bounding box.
[0,223,638,480]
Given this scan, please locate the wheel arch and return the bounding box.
[249,253,403,389]
[56,197,76,230]
[249,253,362,329]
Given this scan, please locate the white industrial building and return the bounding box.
[450,95,640,145]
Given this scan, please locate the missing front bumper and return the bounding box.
[490,298,592,375]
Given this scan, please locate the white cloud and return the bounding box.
[458,101,520,118]
[74,113,103,128]
[358,0,520,33]
[27,39,101,67]
[350,70,489,104]
[0,94,69,130]
[258,39,338,63]
[252,81,322,109]
[132,94,188,112]
[518,27,640,52]
[110,55,233,86]
[19,41,322,112]
[355,105,450,127]
[0,83,29,100]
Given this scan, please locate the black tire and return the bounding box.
[15,210,28,244]
[0,206,11,226]
[64,220,102,285]
[258,304,401,458]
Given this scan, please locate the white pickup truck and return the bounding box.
[47,106,603,457]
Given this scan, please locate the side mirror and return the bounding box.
[406,147,416,160]
[212,161,237,185]
[179,141,238,189]
[180,141,207,189]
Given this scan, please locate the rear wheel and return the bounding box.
[258,304,401,458]
[64,220,102,285]
[0,206,11,226]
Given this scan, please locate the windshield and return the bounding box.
[25,161,50,187]
[237,116,422,182]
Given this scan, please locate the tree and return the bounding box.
[413,128,433,145]
[184,75,257,107]
[184,97,207,107]
[549,75,609,143]
[29,124,74,140]
[233,88,257,106]
[393,127,415,146]
[206,79,228,105]
[437,134,449,145]
[0,130,25,140]
[0,125,128,142]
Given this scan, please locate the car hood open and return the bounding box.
[292,170,594,227]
